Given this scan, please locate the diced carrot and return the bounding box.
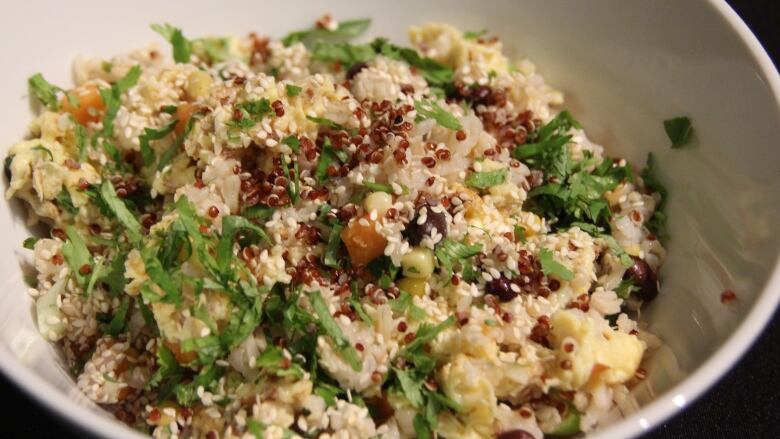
[114,347,138,375]
[341,215,387,266]
[61,83,105,125]
[586,363,611,387]
[174,103,197,136]
[163,339,197,365]
[118,386,133,401]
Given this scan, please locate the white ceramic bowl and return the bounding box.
[1,1,778,437]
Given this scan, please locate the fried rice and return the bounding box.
[5,15,668,439]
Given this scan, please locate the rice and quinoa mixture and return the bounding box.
[5,16,669,439]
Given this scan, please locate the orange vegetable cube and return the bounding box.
[341,216,387,266]
[163,339,197,365]
[61,83,105,125]
[174,102,197,136]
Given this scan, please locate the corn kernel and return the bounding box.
[363,191,393,216]
[401,247,435,278]
[396,277,427,296]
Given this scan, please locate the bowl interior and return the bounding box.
[0,1,779,438]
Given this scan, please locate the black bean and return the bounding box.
[4,155,13,181]
[405,208,447,246]
[346,62,369,80]
[623,257,659,302]
[486,276,517,302]
[472,85,492,104]
[496,430,535,439]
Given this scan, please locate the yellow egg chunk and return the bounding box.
[438,354,497,438]
[549,309,646,390]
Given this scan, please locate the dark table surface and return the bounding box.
[3,1,780,438]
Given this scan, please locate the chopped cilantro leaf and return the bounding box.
[217,215,271,273]
[282,18,371,47]
[389,290,413,314]
[228,99,273,130]
[663,116,694,148]
[314,381,343,406]
[322,223,344,269]
[193,37,232,63]
[307,115,357,134]
[279,136,300,154]
[309,290,362,372]
[350,296,372,325]
[146,344,182,389]
[435,239,482,276]
[311,41,376,66]
[599,234,633,267]
[363,181,394,193]
[103,250,128,297]
[349,280,372,325]
[31,145,53,160]
[28,73,60,110]
[242,205,275,221]
[105,297,130,336]
[100,180,143,244]
[55,189,78,216]
[99,65,142,139]
[315,138,338,183]
[74,124,88,162]
[414,99,462,130]
[463,29,487,40]
[465,167,507,189]
[114,65,142,94]
[150,23,192,63]
[615,279,640,299]
[513,111,580,182]
[84,257,104,297]
[640,153,669,241]
[372,38,454,88]
[157,115,196,171]
[539,248,574,281]
[409,304,426,321]
[158,223,192,270]
[285,84,302,97]
[61,226,92,286]
[568,222,631,265]
[334,149,349,163]
[140,246,181,304]
[401,316,455,355]
[282,155,300,204]
[414,413,433,439]
[514,224,527,243]
[22,237,38,250]
[138,120,177,167]
[394,367,424,407]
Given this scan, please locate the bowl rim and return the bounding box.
[589,1,780,437]
[0,1,779,438]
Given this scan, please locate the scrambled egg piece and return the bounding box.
[527,228,598,297]
[5,113,100,224]
[409,23,510,74]
[549,309,645,390]
[438,353,497,438]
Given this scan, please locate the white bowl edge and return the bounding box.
[589,3,780,437]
